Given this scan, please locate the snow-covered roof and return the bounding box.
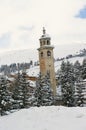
[40,34,50,39]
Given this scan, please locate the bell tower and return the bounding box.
[38,27,56,95]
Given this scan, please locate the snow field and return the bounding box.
[0,106,86,130]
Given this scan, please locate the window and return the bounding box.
[47,40,50,45]
[47,51,51,57]
[41,52,43,57]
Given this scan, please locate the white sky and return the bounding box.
[0,0,86,52]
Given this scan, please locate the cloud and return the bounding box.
[0,32,11,48]
[0,0,86,52]
[18,25,35,31]
[76,6,86,19]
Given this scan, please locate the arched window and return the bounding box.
[41,52,43,57]
[47,51,51,57]
[47,40,50,45]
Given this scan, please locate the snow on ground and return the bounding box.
[55,56,86,71]
[26,56,86,77]
[0,106,86,130]
[27,66,39,77]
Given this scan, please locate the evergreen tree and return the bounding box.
[34,73,54,107]
[59,61,75,106]
[19,71,30,108]
[0,76,12,116]
[74,81,86,107]
[13,71,30,109]
[82,59,86,79]
[74,60,81,82]
[12,72,23,109]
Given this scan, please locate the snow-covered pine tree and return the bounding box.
[41,73,54,106]
[13,71,30,109]
[19,71,30,108]
[33,74,43,107]
[0,76,12,116]
[59,61,75,107]
[74,60,82,82]
[82,59,86,80]
[74,81,86,107]
[34,73,54,107]
[12,72,23,109]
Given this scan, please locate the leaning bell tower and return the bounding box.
[38,27,56,95]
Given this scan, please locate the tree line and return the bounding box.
[0,72,53,116]
[57,58,86,107]
[0,61,33,75]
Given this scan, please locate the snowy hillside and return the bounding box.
[27,55,86,77]
[0,43,85,76]
[0,106,86,130]
[0,49,38,66]
[0,43,85,66]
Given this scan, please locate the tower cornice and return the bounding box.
[37,45,54,51]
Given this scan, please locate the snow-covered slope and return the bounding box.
[0,49,38,66]
[27,55,86,77]
[55,55,86,72]
[0,43,86,76]
[0,106,86,130]
[0,43,85,66]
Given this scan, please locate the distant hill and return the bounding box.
[0,43,85,77]
[0,49,38,66]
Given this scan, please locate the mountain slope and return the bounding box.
[0,43,85,66]
[0,49,38,66]
[0,43,85,77]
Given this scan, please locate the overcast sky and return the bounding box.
[0,0,86,52]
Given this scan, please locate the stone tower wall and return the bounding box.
[38,28,56,95]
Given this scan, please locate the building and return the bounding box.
[38,27,56,95]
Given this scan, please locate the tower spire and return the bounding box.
[43,27,46,34]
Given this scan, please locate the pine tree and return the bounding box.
[75,81,86,107]
[74,60,81,82]
[19,71,30,108]
[41,74,54,106]
[12,71,30,109]
[59,61,75,107]
[34,73,54,107]
[12,72,23,109]
[82,59,86,80]
[0,76,12,116]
